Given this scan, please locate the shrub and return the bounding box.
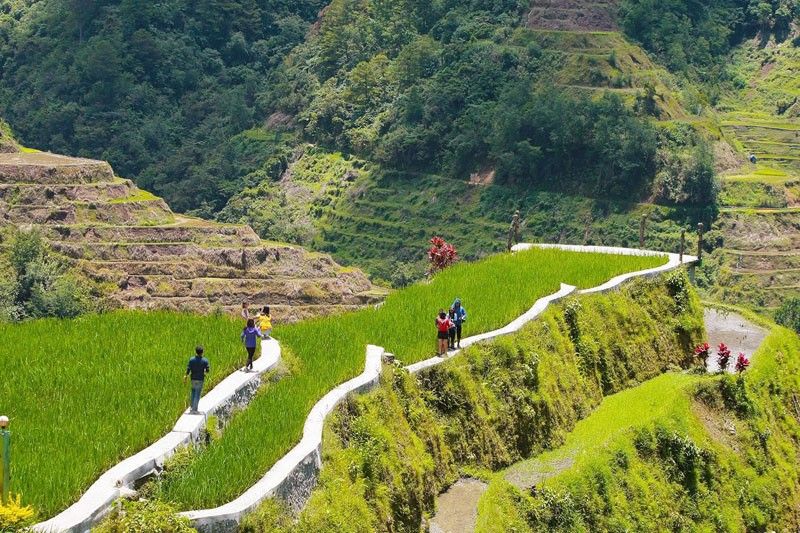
[735,353,750,373]
[775,297,800,333]
[716,342,732,371]
[0,494,35,531]
[94,499,194,533]
[427,236,458,274]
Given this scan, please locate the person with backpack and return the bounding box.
[257,306,272,339]
[447,308,458,350]
[184,346,210,414]
[435,309,453,356]
[241,318,263,371]
[452,298,467,348]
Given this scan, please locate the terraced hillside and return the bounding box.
[0,151,384,320]
[527,0,619,31]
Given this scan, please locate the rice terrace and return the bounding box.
[1,0,800,532]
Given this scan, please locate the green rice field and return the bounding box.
[0,312,245,518]
[158,248,666,508]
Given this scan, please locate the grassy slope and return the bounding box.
[476,324,800,532]
[156,248,665,508]
[0,312,245,517]
[234,271,704,532]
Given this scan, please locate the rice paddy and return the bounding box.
[156,248,666,509]
[0,312,245,518]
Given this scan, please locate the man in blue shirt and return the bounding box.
[184,346,210,414]
[452,298,467,348]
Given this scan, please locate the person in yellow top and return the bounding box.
[256,306,272,339]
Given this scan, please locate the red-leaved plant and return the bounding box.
[428,236,458,275]
[716,343,732,372]
[735,353,750,373]
[694,342,711,367]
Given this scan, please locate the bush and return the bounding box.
[0,494,35,531]
[94,500,194,533]
[0,228,92,321]
[776,297,800,333]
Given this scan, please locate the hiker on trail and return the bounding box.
[241,318,263,371]
[184,346,210,414]
[452,298,467,348]
[447,308,458,350]
[257,306,272,339]
[241,302,251,323]
[435,309,453,356]
[507,210,521,251]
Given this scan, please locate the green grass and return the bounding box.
[476,323,800,532]
[0,312,246,518]
[157,248,666,508]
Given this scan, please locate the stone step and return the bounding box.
[527,0,619,31]
[82,260,333,280]
[45,223,260,246]
[0,152,115,184]
[723,250,800,271]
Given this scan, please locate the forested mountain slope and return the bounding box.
[1,0,799,309]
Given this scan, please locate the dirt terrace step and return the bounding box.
[723,250,800,271]
[0,152,114,184]
[82,261,338,280]
[527,0,619,31]
[0,180,135,204]
[111,296,370,323]
[726,268,800,287]
[0,199,174,225]
[63,244,354,277]
[114,275,379,306]
[45,223,260,246]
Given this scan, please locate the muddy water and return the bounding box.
[703,308,767,372]
[428,478,488,533]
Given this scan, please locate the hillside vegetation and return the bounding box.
[152,248,664,509]
[235,271,705,532]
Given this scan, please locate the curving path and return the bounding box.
[34,244,695,532]
[182,244,696,532]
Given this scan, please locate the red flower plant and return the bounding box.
[716,343,732,372]
[427,236,458,274]
[694,342,711,365]
[735,353,750,373]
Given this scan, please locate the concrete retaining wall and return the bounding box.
[38,244,697,532]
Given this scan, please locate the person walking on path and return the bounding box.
[436,309,453,356]
[241,302,251,323]
[184,346,210,414]
[452,298,467,348]
[257,306,272,339]
[241,318,263,371]
[447,308,458,350]
[507,210,521,251]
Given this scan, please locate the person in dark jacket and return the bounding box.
[241,318,263,371]
[447,308,458,350]
[184,346,210,414]
[451,298,467,348]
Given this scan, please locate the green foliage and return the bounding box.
[0,311,246,517]
[0,494,35,531]
[775,297,800,333]
[476,325,800,532]
[241,274,703,532]
[156,248,666,508]
[0,228,92,321]
[653,123,719,206]
[94,499,194,533]
[0,0,326,212]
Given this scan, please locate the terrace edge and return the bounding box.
[182,244,696,532]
